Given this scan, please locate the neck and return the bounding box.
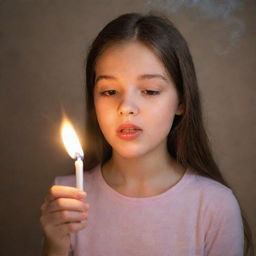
[102,147,184,188]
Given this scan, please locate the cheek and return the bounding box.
[94,100,115,132]
[94,99,104,128]
[148,97,179,133]
[151,94,179,119]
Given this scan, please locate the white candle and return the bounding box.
[61,118,85,191]
[75,157,84,191]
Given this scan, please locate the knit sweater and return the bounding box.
[55,165,244,256]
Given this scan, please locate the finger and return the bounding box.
[42,210,88,226]
[45,186,86,202]
[57,220,88,234]
[45,198,90,214]
[40,201,48,212]
[41,219,88,238]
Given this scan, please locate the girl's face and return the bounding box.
[94,41,183,159]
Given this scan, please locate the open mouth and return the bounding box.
[116,123,143,140]
[120,128,142,133]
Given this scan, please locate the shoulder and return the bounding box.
[187,170,242,224]
[188,170,234,199]
[188,173,245,254]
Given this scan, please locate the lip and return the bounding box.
[116,123,143,140]
[117,123,143,132]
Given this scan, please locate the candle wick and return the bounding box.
[74,152,83,161]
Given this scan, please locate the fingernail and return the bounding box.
[78,191,86,198]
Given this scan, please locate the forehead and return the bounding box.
[94,41,170,79]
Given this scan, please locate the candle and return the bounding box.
[75,156,84,191]
[61,119,84,191]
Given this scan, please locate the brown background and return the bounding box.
[0,0,255,255]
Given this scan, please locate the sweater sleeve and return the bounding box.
[204,189,244,256]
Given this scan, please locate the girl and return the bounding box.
[40,13,253,256]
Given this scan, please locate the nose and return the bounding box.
[118,94,139,116]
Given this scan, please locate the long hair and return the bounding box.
[84,12,253,255]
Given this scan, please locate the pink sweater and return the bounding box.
[55,165,244,256]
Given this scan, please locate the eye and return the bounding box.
[142,90,160,96]
[100,90,117,96]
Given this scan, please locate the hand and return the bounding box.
[40,185,89,256]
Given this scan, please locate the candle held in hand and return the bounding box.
[61,119,84,191]
[75,155,84,191]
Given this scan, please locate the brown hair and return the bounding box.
[84,12,253,255]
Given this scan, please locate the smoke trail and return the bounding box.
[145,0,245,55]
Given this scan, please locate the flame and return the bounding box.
[61,118,84,159]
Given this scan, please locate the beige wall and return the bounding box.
[0,0,255,255]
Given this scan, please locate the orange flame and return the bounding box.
[61,118,84,159]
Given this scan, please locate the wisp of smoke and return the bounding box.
[146,0,245,55]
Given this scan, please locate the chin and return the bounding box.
[109,137,167,160]
[116,151,142,159]
[113,146,145,159]
[114,146,156,160]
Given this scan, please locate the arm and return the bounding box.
[204,190,244,256]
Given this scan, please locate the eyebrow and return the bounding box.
[95,74,168,84]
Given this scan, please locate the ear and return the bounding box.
[175,103,184,116]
